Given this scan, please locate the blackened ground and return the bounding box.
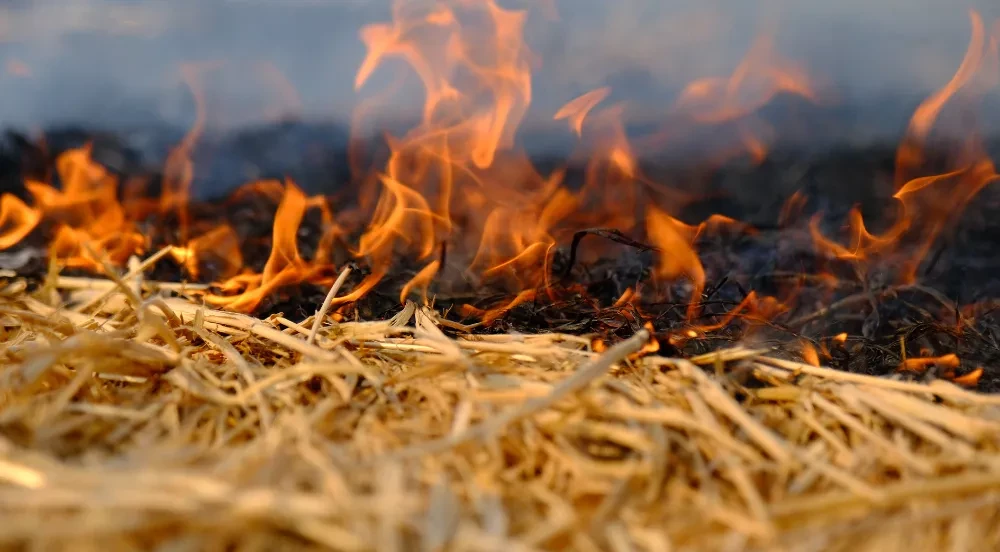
[2,127,999,392]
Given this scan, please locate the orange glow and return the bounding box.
[668,30,818,163]
[5,58,32,78]
[644,209,755,320]
[669,291,792,347]
[638,322,660,355]
[613,287,635,307]
[591,338,607,353]
[461,289,536,324]
[778,190,808,227]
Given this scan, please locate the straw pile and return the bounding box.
[2,254,1000,552]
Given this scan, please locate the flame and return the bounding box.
[811,11,1000,284]
[0,0,813,329]
[899,353,960,374]
[801,342,820,367]
[645,207,755,320]
[349,0,567,303]
[205,180,326,312]
[646,205,705,318]
[169,225,243,280]
[896,11,988,187]
[0,145,146,271]
[400,260,440,304]
[953,367,983,387]
[161,63,216,242]
[673,31,816,123]
[669,30,818,163]
[460,289,537,324]
[0,195,41,249]
[554,87,612,137]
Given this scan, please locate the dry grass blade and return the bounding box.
[308,266,352,345]
[1,272,1000,551]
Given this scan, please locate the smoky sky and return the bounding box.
[1,0,998,140]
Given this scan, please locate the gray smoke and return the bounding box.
[1,0,997,143]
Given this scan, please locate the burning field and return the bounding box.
[3,1,1000,550]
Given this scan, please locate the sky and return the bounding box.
[0,0,998,142]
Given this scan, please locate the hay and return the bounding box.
[2,264,1000,551]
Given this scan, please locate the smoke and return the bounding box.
[0,0,997,142]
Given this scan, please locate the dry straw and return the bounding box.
[2,254,1000,551]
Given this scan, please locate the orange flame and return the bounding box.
[169,225,243,280]
[349,0,561,303]
[3,145,146,271]
[205,180,329,312]
[674,32,816,124]
[646,205,705,318]
[899,353,960,373]
[811,11,1000,284]
[0,195,41,249]
[953,367,983,386]
[896,11,989,187]
[400,260,440,304]
[669,30,818,164]
[161,63,216,242]
[801,342,820,367]
[554,87,612,137]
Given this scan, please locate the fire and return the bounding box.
[668,30,818,163]
[0,145,146,271]
[811,11,1000,284]
[0,0,995,389]
[673,32,817,124]
[351,0,540,296]
[161,63,213,243]
[554,87,612,137]
[168,225,243,280]
[646,205,706,318]
[801,342,820,367]
[0,0,843,323]
[0,195,40,249]
[899,353,961,374]
[204,180,332,313]
[896,11,990,187]
[953,368,984,387]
